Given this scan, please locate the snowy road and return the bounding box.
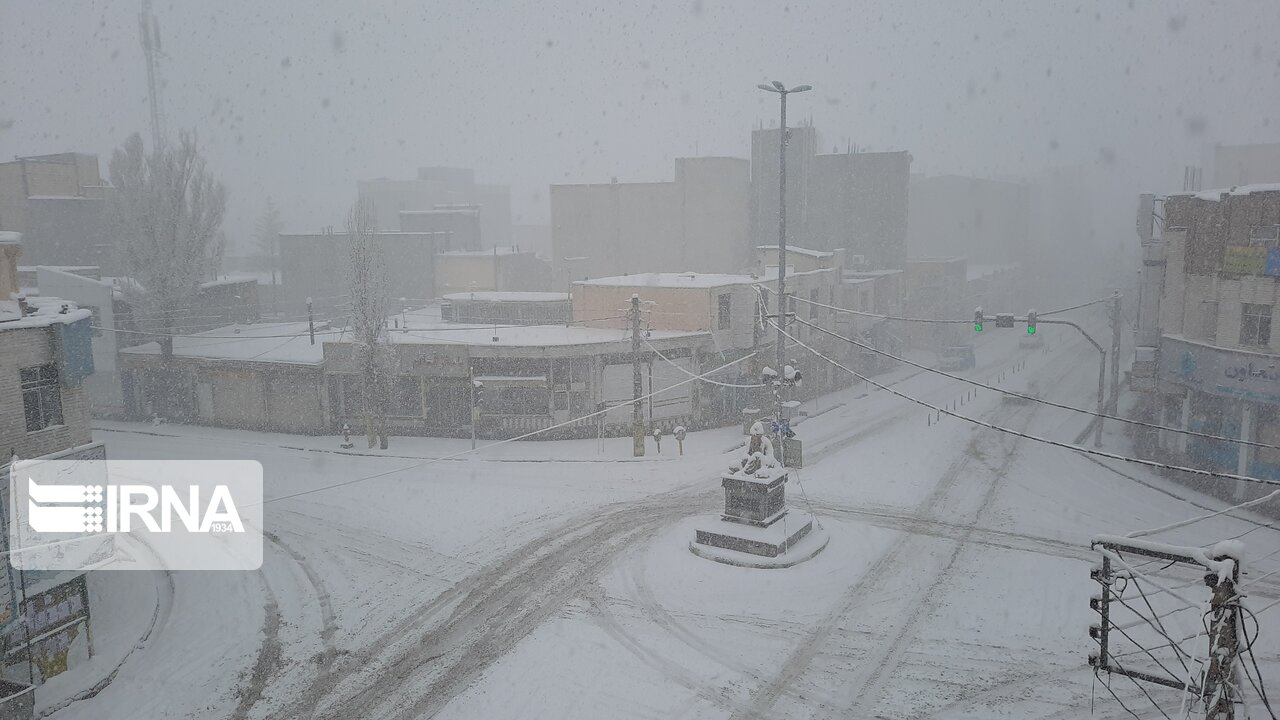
[48,318,1280,719]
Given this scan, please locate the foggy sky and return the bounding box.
[3,0,1279,254]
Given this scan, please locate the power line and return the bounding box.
[788,294,972,324]
[1041,296,1115,316]
[768,318,1280,489]
[788,315,1278,451]
[1124,489,1280,540]
[257,351,759,506]
[643,337,766,388]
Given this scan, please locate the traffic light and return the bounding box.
[1026,309,1037,334]
[974,307,984,332]
[472,379,485,407]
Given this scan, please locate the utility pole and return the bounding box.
[631,294,645,457]
[1108,290,1122,416]
[1204,555,1241,720]
[469,366,477,450]
[758,79,811,426]
[307,296,315,345]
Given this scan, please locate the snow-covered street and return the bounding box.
[34,322,1278,720]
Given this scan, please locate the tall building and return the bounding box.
[750,125,818,255]
[550,156,751,281]
[749,126,910,270]
[357,166,512,248]
[1133,184,1280,487]
[1212,142,1280,187]
[0,153,113,270]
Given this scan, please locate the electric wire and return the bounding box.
[768,318,1280,489]
[787,313,1277,451]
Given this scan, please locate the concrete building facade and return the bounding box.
[357,166,511,248]
[0,154,113,271]
[551,157,751,281]
[1133,185,1280,486]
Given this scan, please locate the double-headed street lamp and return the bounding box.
[758,80,811,423]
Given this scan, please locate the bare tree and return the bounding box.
[347,198,391,448]
[108,131,227,360]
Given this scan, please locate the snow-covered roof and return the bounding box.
[119,322,328,365]
[578,272,759,289]
[437,247,529,257]
[756,245,834,258]
[399,208,478,215]
[0,231,22,245]
[0,296,92,330]
[844,269,903,278]
[966,263,1020,281]
[199,277,257,289]
[1169,183,1280,201]
[442,291,568,303]
[393,307,706,347]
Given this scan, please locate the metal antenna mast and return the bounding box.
[139,0,166,149]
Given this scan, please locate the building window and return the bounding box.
[1241,303,1272,347]
[21,365,64,432]
[718,294,732,330]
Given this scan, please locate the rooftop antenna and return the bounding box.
[139,0,166,150]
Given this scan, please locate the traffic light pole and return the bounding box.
[977,313,1107,447]
[1108,290,1122,417]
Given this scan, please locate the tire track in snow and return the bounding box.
[260,531,338,720]
[287,488,714,720]
[840,405,1034,718]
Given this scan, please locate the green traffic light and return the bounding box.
[1027,326,1036,334]
[975,324,983,332]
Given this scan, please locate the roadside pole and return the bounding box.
[631,294,645,457]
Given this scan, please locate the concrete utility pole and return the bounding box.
[1108,290,1122,416]
[758,80,811,420]
[1204,555,1241,720]
[631,293,645,457]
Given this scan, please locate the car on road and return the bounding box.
[939,345,976,371]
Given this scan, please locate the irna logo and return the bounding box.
[26,477,245,534]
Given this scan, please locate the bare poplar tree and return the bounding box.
[108,131,227,360]
[347,198,391,448]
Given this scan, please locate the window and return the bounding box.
[718,293,732,330]
[1241,303,1272,347]
[21,365,63,432]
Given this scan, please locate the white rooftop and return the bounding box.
[0,231,20,244]
[437,247,528,257]
[1170,183,1280,201]
[0,296,92,330]
[578,272,760,289]
[119,322,329,365]
[756,245,834,258]
[442,291,568,302]
[393,307,706,347]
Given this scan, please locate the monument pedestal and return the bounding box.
[690,467,827,568]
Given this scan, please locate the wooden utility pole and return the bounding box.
[631,294,645,457]
[1204,555,1241,720]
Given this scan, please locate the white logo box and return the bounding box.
[10,459,263,571]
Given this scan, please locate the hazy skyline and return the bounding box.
[3,0,1279,252]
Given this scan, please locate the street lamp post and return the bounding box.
[758,80,811,425]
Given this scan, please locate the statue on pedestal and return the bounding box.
[730,421,778,477]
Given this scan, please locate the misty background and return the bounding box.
[2,0,1278,263]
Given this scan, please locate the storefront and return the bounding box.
[1157,335,1280,480]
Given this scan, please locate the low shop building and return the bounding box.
[324,314,713,439]
[117,322,327,433]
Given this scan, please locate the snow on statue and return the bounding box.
[730,422,778,477]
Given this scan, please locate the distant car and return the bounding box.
[939,345,976,371]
